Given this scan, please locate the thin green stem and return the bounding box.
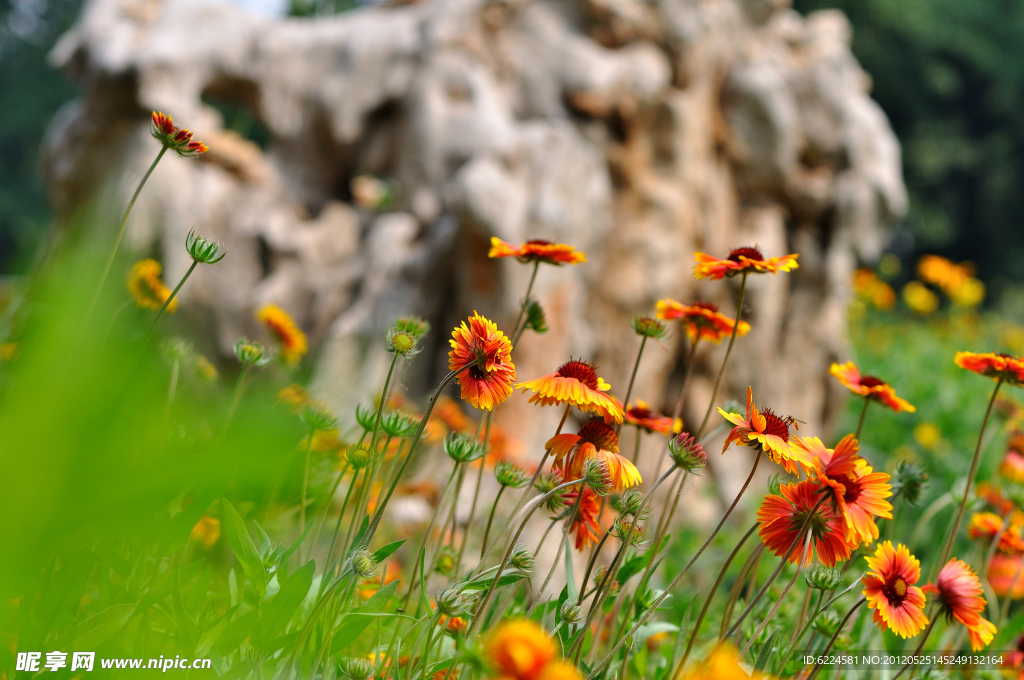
[298,426,316,560]
[145,259,198,341]
[999,550,1024,627]
[618,336,648,433]
[222,363,250,430]
[511,261,541,339]
[481,486,507,559]
[671,339,701,423]
[775,577,861,676]
[309,463,348,563]
[696,272,748,440]
[578,528,612,601]
[890,618,937,680]
[404,464,461,608]
[631,426,642,465]
[738,533,813,658]
[855,398,870,440]
[458,413,493,568]
[527,491,583,616]
[805,598,866,680]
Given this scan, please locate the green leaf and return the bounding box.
[221,498,268,597]
[214,609,259,655]
[35,551,94,635]
[617,551,652,586]
[330,579,399,653]
[755,628,779,672]
[253,560,314,648]
[195,606,236,657]
[69,604,135,650]
[372,539,405,563]
[279,522,314,566]
[461,572,528,592]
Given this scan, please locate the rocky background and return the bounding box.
[42,0,905,513]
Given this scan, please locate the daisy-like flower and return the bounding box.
[485,619,582,680]
[793,434,893,547]
[719,387,811,474]
[655,299,751,344]
[923,558,997,651]
[862,541,929,639]
[448,312,516,411]
[488,238,586,266]
[547,419,642,492]
[128,259,178,312]
[829,362,916,413]
[693,246,798,280]
[256,304,308,365]
[517,359,624,423]
[564,485,603,550]
[955,351,1024,386]
[1000,450,1024,484]
[150,111,209,157]
[624,400,675,435]
[757,480,852,567]
[988,553,1024,599]
[968,512,1024,554]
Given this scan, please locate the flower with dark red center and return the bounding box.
[624,400,675,435]
[718,387,811,474]
[956,351,1024,386]
[923,558,997,651]
[693,246,798,280]
[655,299,751,344]
[517,359,624,423]
[546,419,641,492]
[830,362,916,413]
[757,480,852,567]
[862,541,929,639]
[448,312,516,411]
[793,434,893,547]
[150,111,209,157]
[488,237,586,266]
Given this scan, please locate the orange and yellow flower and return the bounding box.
[488,238,586,266]
[989,553,1024,600]
[655,299,751,344]
[189,516,220,548]
[923,558,997,651]
[794,434,893,547]
[256,303,308,365]
[955,351,1024,386]
[624,401,675,435]
[128,259,178,312]
[277,384,310,411]
[862,541,929,639]
[448,312,516,411]
[151,111,209,157]
[484,619,582,680]
[564,485,604,551]
[693,246,798,280]
[968,512,1024,554]
[757,480,852,567]
[719,387,810,474]
[517,359,623,423]
[829,362,916,413]
[1000,450,1024,485]
[547,420,641,492]
[678,646,769,680]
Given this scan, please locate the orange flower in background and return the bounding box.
[955,351,1024,386]
[624,401,675,435]
[757,480,852,567]
[968,512,1024,554]
[862,541,929,639]
[256,304,308,365]
[655,299,751,344]
[488,238,586,266]
[547,420,641,492]
[853,268,897,310]
[829,362,916,413]
[431,396,475,435]
[439,615,467,636]
[484,619,581,680]
[151,111,209,157]
[449,312,516,411]
[923,558,997,651]
[719,387,810,474]
[128,259,178,312]
[189,516,220,548]
[517,359,624,423]
[989,553,1024,599]
[693,246,799,280]
[795,434,893,547]
[564,485,603,550]
[679,646,767,680]
[1000,450,1024,484]
[976,481,1016,516]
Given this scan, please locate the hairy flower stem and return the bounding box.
[855,398,870,440]
[404,464,461,609]
[696,272,748,440]
[321,469,361,591]
[675,522,758,674]
[91,145,169,314]
[983,519,1011,620]
[937,379,1002,572]
[720,544,764,639]
[480,486,507,559]
[578,528,612,603]
[344,434,393,556]
[144,259,198,342]
[458,413,493,568]
[617,336,648,434]
[889,618,938,680]
[369,354,400,459]
[586,450,762,680]
[298,426,316,561]
[528,491,584,616]
[805,598,866,680]
[511,260,541,339]
[738,534,813,658]
[672,339,701,424]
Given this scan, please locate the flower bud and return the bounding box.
[509,544,534,572]
[355,404,377,431]
[593,566,619,596]
[381,411,418,438]
[812,609,839,637]
[611,490,651,519]
[766,473,785,496]
[804,566,844,591]
[185,229,227,264]
[396,316,431,339]
[301,403,338,432]
[386,322,421,357]
[668,432,707,473]
[560,600,582,624]
[582,457,614,496]
[339,658,375,680]
[444,432,487,463]
[233,338,272,366]
[436,583,469,617]
[435,547,458,577]
[631,315,668,340]
[535,471,569,513]
[525,301,548,334]
[892,459,929,507]
[347,445,374,469]
[495,461,529,488]
[351,549,378,578]
[612,517,648,546]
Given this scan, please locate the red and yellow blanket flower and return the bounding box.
[488,238,586,266]
[955,351,1024,386]
[693,246,798,280]
[448,312,516,411]
[968,511,1024,554]
[256,303,308,365]
[757,480,852,567]
[719,387,811,474]
[517,359,623,423]
[128,259,178,312]
[829,362,916,413]
[654,299,751,344]
[793,434,893,547]
[150,111,209,157]
[563,485,604,551]
[862,541,929,639]
[547,420,641,492]
[923,558,997,651]
[484,619,582,680]
[624,400,676,435]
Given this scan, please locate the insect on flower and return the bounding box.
[719,387,810,474]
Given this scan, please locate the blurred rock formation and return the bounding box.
[44,0,905,504]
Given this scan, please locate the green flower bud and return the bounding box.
[381,411,418,438]
[347,445,374,469]
[631,314,668,340]
[510,544,534,572]
[594,566,619,596]
[812,609,839,637]
[535,471,570,514]
[444,432,487,463]
[560,600,582,624]
[668,432,707,473]
[583,457,614,496]
[339,658,375,680]
[612,517,648,546]
[435,546,458,577]
[767,473,785,496]
[611,490,652,519]
[355,404,377,431]
[804,566,844,591]
[351,549,378,578]
[233,338,273,366]
[436,583,469,617]
[386,323,421,357]
[186,229,227,264]
[525,301,548,334]
[495,461,529,488]
[892,459,929,507]
[396,316,431,339]
[300,403,338,432]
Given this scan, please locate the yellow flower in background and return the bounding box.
[950,277,985,307]
[917,255,985,306]
[256,303,308,365]
[853,268,897,310]
[195,355,218,382]
[189,516,220,548]
[128,259,178,312]
[680,646,770,679]
[902,281,939,314]
[913,422,941,449]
